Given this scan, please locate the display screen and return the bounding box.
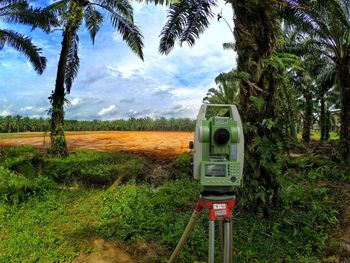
[205,164,226,177]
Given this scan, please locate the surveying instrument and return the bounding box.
[168,104,244,263]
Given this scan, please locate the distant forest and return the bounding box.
[0,116,195,133]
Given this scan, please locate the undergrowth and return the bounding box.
[0,146,344,262]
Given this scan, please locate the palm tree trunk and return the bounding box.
[50,2,82,156]
[338,63,350,161]
[50,28,71,156]
[302,90,312,143]
[231,0,280,214]
[320,92,326,141]
[325,110,330,140]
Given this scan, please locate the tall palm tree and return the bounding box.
[284,0,350,160]
[0,0,57,74]
[158,0,287,213]
[49,0,144,156]
[316,62,337,141]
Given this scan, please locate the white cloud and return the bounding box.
[70,98,81,106]
[0,109,11,116]
[98,105,117,116]
[19,106,47,114]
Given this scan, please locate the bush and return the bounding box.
[0,166,55,205]
[0,147,149,186]
[43,151,148,185]
[286,153,350,183]
[0,146,45,178]
[170,153,192,179]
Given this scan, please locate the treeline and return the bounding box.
[0,116,195,133]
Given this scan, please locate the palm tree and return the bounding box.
[14,115,22,133]
[284,0,350,160]
[203,72,240,104]
[0,0,57,74]
[316,62,337,141]
[49,0,144,156]
[158,0,287,213]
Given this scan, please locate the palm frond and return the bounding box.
[45,0,69,16]
[179,0,216,46]
[158,1,186,55]
[95,0,133,21]
[159,0,217,54]
[0,29,46,74]
[84,4,103,43]
[223,42,234,50]
[65,33,79,93]
[93,3,144,60]
[0,0,58,31]
[135,0,180,5]
[316,63,336,90]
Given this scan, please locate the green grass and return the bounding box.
[0,146,344,262]
[297,130,340,141]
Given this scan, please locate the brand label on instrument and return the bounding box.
[213,204,226,209]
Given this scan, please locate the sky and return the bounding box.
[0,1,236,120]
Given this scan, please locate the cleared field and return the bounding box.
[0,131,194,157]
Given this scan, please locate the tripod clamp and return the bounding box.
[195,197,236,220]
[168,196,236,263]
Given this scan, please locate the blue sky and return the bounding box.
[0,1,236,120]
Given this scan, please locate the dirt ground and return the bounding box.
[0,131,194,157]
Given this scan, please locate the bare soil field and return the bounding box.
[0,131,194,157]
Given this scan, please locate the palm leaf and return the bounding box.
[84,4,103,43]
[0,0,58,31]
[223,42,234,50]
[97,0,133,21]
[179,0,216,46]
[0,29,46,74]
[159,0,217,54]
[135,0,181,5]
[92,2,144,60]
[45,0,69,16]
[64,33,79,93]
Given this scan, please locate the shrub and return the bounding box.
[170,153,192,179]
[0,166,55,205]
[43,151,147,185]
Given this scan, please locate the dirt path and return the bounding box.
[0,131,194,157]
[74,239,168,263]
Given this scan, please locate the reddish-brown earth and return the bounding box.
[0,131,194,157]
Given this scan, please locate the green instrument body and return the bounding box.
[193,105,244,200]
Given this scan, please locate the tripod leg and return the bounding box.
[219,220,224,263]
[228,219,233,263]
[168,210,201,263]
[208,220,215,263]
[223,219,233,263]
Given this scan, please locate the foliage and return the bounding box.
[203,71,240,105]
[0,0,57,74]
[158,0,217,54]
[287,153,350,184]
[0,115,196,133]
[170,153,193,179]
[0,147,345,262]
[283,0,350,161]
[0,147,147,185]
[0,166,55,205]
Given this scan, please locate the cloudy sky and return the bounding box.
[0,1,236,120]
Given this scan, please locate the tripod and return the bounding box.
[168,196,236,263]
